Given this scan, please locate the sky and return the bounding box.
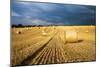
[11,1,96,26]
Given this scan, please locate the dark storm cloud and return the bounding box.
[11,1,96,25]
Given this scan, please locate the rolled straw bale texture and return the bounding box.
[65,31,78,43]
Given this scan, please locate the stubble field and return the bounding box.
[11,26,96,66]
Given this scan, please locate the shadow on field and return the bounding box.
[66,40,83,43]
[78,40,83,43]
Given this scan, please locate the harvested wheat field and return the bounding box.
[11,26,96,66]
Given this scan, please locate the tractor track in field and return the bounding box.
[17,30,58,66]
[18,30,66,66]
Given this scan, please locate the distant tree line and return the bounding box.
[11,24,60,28]
[12,24,39,28]
[12,24,95,28]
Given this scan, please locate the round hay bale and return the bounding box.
[42,32,47,36]
[53,26,56,29]
[26,28,29,30]
[42,30,47,36]
[85,30,89,33]
[65,31,78,43]
[16,31,21,34]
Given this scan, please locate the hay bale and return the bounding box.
[16,31,21,34]
[26,28,29,30]
[42,32,47,36]
[85,30,89,33]
[53,26,56,29]
[42,30,47,36]
[65,31,78,43]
